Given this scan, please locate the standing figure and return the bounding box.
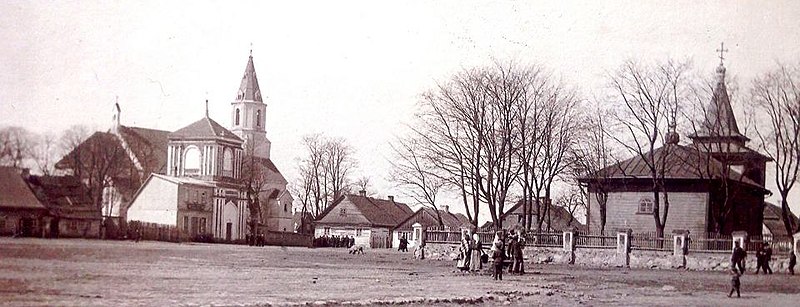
[506,233,517,273]
[470,232,483,272]
[728,268,741,298]
[788,248,796,275]
[763,243,773,274]
[731,242,746,274]
[456,230,472,272]
[491,231,505,281]
[512,230,526,274]
[755,244,766,274]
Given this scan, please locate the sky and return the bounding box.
[2,1,800,223]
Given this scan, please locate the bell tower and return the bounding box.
[231,50,271,158]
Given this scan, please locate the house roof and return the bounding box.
[237,54,262,102]
[25,175,100,220]
[394,207,471,231]
[318,194,414,228]
[763,201,799,236]
[169,117,242,142]
[117,125,169,174]
[482,199,586,232]
[0,167,47,210]
[586,143,764,190]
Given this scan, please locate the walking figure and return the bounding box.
[728,268,741,298]
[731,241,746,274]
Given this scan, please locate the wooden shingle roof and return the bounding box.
[0,167,47,210]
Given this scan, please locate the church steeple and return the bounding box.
[689,43,749,146]
[230,49,271,159]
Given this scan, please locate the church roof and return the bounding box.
[587,144,764,190]
[0,167,47,210]
[236,54,262,102]
[689,64,749,142]
[118,126,169,174]
[169,117,242,143]
[250,156,287,184]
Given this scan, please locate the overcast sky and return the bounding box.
[2,1,799,222]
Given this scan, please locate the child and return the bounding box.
[491,231,505,281]
[728,268,741,298]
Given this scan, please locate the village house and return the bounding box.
[481,199,587,232]
[581,62,770,238]
[314,191,414,248]
[392,205,470,250]
[25,174,102,238]
[762,202,800,236]
[0,167,49,237]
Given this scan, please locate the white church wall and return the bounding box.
[126,177,179,226]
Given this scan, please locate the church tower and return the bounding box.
[231,51,272,159]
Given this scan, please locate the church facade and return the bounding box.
[582,61,771,238]
[125,52,293,241]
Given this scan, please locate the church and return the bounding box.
[582,58,771,238]
[125,52,293,241]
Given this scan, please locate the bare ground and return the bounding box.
[1,238,798,306]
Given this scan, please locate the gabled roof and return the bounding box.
[586,144,764,189]
[169,117,242,142]
[394,207,471,231]
[318,194,414,228]
[0,167,47,210]
[236,54,262,102]
[117,126,169,174]
[25,175,100,220]
[250,156,287,184]
[763,201,799,236]
[482,199,586,232]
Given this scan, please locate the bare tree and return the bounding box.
[607,59,690,238]
[295,134,356,220]
[239,147,273,242]
[390,136,446,227]
[553,185,587,228]
[0,126,36,168]
[752,62,800,234]
[573,106,616,235]
[31,132,60,176]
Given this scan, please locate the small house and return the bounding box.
[392,205,471,249]
[314,191,414,248]
[0,167,49,237]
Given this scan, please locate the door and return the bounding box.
[19,218,34,237]
[226,222,232,241]
[49,218,60,238]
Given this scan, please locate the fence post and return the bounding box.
[672,230,689,268]
[563,228,576,264]
[731,231,748,251]
[793,231,800,260]
[616,229,632,268]
[412,223,424,248]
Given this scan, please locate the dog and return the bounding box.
[349,245,365,254]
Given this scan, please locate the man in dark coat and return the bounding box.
[506,234,517,273]
[763,243,773,274]
[789,249,796,275]
[731,241,746,274]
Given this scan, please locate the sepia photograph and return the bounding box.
[1,1,799,306]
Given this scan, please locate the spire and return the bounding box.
[205,99,209,118]
[236,50,262,102]
[689,43,748,145]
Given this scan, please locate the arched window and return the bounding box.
[638,198,654,214]
[235,109,240,126]
[184,147,201,176]
[222,148,233,177]
[256,110,261,127]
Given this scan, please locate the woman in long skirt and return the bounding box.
[470,232,484,271]
[456,230,472,271]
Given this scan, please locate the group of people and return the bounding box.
[456,228,526,281]
[398,235,409,252]
[313,235,355,248]
[728,241,798,298]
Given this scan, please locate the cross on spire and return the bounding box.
[250,42,253,57]
[716,42,729,65]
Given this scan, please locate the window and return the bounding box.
[68,220,78,230]
[324,227,330,235]
[191,217,199,236]
[638,198,654,214]
[0,217,5,230]
[339,208,346,216]
[256,110,261,127]
[235,109,240,125]
[184,147,201,175]
[199,218,207,234]
[356,228,363,236]
[223,148,233,177]
[284,203,288,212]
[183,216,189,232]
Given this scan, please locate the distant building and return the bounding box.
[126,52,293,241]
[25,174,102,238]
[481,199,586,232]
[580,62,770,237]
[314,192,414,248]
[0,167,49,237]
[762,202,799,236]
[392,205,470,249]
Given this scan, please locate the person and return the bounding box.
[789,248,796,275]
[456,230,472,272]
[506,233,517,273]
[763,243,773,274]
[755,243,766,274]
[491,231,505,281]
[731,241,746,274]
[470,232,483,272]
[398,235,408,252]
[512,230,526,274]
[728,268,741,298]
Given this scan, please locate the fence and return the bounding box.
[575,231,616,249]
[127,221,183,242]
[630,231,670,251]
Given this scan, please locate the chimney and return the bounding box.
[388,195,394,202]
[359,190,366,197]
